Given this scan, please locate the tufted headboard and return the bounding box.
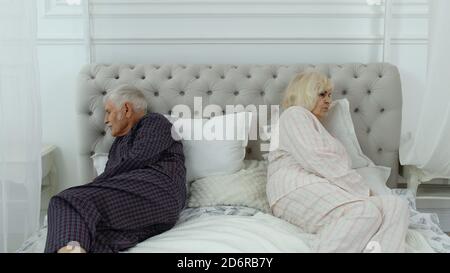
[77,63,402,187]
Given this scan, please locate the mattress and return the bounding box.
[16,202,440,253]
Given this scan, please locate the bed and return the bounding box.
[18,63,450,253]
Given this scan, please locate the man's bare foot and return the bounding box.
[57,241,87,253]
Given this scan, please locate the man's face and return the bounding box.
[104,100,128,137]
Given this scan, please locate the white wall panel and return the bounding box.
[37,0,430,190]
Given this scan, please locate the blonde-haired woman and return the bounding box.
[267,71,409,253]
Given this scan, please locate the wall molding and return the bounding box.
[42,0,428,19]
[36,36,427,46]
[92,37,427,45]
[87,13,429,19]
[44,0,83,18]
[38,0,428,45]
[37,36,428,45]
[37,35,84,45]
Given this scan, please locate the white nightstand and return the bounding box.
[41,144,57,225]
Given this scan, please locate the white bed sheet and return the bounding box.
[124,211,434,253]
[18,207,436,253]
[124,212,313,253]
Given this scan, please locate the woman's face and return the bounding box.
[312,89,333,119]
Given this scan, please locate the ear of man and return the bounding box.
[124,102,134,118]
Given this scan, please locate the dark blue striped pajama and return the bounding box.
[45,113,187,253]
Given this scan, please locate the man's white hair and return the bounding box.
[104,85,148,113]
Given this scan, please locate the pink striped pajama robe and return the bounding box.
[267,106,409,253]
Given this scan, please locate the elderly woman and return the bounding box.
[45,86,186,253]
[266,71,409,253]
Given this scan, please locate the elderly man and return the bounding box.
[44,86,187,253]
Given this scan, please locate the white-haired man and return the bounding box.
[45,86,186,253]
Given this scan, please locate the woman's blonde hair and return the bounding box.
[281,71,333,110]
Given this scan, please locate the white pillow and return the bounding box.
[91,153,108,176]
[355,166,392,196]
[169,111,253,182]
[321,99,372,169]
[188,160,271,213]
[321,99,392,194]
[90,112,253,183]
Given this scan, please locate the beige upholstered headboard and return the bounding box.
[76,63,402,187]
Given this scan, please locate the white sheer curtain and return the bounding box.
[0,0,42,252]
[400,0,450,180]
